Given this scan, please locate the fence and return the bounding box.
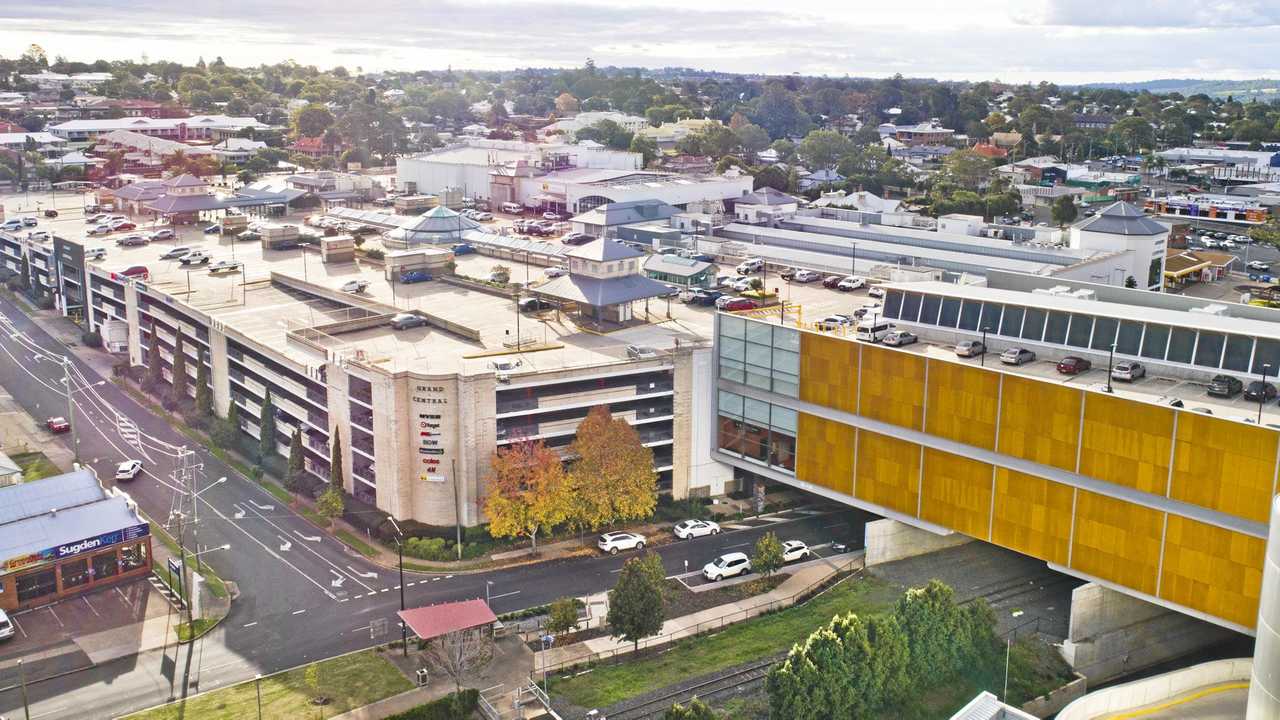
[537,557,863,675]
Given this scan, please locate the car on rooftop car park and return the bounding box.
[703,552,751,582]
[815,314,855,331]
[882,329,917,346]
[597,531,646,555]
[1208,374,1244,398]
[116,234,149,247]
[1056,356,1092,375]
[1245,380,1277,402]
[999,348,1036,366]
[208,260,240,274]
[954,340,986,358]
[836,276,865,292]
[718,297,759,311]
[1111,360,1146,382]
[150,228,176,241]
[782,540,811,563]
[822,275,843,289]
[0,608,13,641]
[85,247,107,261]
[518,297,554,313]
[119,265,149,280]
[451,243,474,255]
[339,279,370,294]
[792,269,821,283]
[45,416,70,433]
[115,459,143,482]
[203,224,221,234]
[390,313,428,331]
[674,519,721,539]
[400,270,431,283]
[867,286,885,299]
[544,266,568,278]
[626,345,659,359]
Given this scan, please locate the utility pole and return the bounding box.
[18,658,29,720]
[452,458,462,561]
[388,518,408,657]
[61,355,77,460]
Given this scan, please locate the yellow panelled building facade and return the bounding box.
[715,314,1270,632]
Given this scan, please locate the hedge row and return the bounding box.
[384,688,479,720]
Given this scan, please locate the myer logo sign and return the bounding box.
[57,537,103,558]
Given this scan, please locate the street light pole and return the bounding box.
[18,658,30,720]
[388,517,407,657]
[255,674,263,720]
[1260,364,1272,425]
[61,355,77,460]
[980,326,989,367]
[1106,342,1117,394]
[486,580,493,609]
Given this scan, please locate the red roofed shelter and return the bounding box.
[398,598,498,642]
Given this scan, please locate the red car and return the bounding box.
[118,265,149,280]
[720,297,759,311]
[111,221,136,231]
[1056,356,1092,374]
[822,275,843,289]
[46,416,70,433]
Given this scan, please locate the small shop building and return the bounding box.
[0,470,151,611]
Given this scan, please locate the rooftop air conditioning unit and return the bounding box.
[1189,304,1229,316]
[1070,289,1096,301]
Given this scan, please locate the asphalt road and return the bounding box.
[0,294,872,719]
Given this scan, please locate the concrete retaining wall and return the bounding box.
[1060,583,1238,684]
[863,518,972,566]
[1057,658,1251,720]
[1021,674,1087,718]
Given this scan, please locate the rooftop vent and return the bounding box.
[1032,285,1073,297]
[1069,289,1096,301]
[1189,303,1229,316]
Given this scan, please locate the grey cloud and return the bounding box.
[1027,0,1280,28]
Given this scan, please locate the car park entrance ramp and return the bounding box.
[1056,658,1249,720]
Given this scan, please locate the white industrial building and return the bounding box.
[540,111,649,139]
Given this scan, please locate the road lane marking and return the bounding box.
[292,609,306,615]
[242,621,257,628]
[294,530,322,542]
[249,500,275,511]
[723,542,750,548]
[489,590,521,601]
[242,503,375,593]
[347,565,378,579]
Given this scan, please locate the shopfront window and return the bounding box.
[1066,314,1094,349]
[1044,311,1070,345]
[17,568,57,603]
[61,559,90,590]
[120,542,148,572]
[716,391,796,475]
[1116,320,1143,356]
[1194,332,1225,369]
[92,552,119,582]
[883,290,903,319]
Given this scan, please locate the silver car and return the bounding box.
[1111,360,1146,382]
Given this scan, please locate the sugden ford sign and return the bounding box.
[2,522,150,572]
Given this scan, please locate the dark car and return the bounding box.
[43,209,58,218]
[822,275,843,289]
[203,224,221,234]
[1057,356,1092,375]
[1208,374,1244,398]
[451,243,475,255]
[1245,381,1278,402]
[691,289,723,306]
[118,265,149,280]
[518,297,555,313]
[400,270,431,283]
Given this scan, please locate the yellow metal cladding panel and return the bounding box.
[997,375,1082,472]
[1170,412,1277,524]
[1071,491,1164,596]
[795,412,855,497]
[920,449,993,539]
[924,360,1000,450]
[1079,393,1175,495]
[1160,516,1264,629]
[855,430,921,517]
[858,344,926,431]
[990,469,1074,566]
[798,331,859,415]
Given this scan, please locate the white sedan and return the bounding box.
[114,459,143,481]
[673,519,721,539]
[340,279,370,294]
[837,276,866,291]
[782,540,811,563]
[597,532,646,555]
[792,269,821,283]
[544,266,568,278]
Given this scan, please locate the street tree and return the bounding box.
[304,662,323,704]
[167,331,187,409]
[258,389,277,460]
[291,103,334,138]
[286,428,305,492]
[733,123,771,160]
[567,405,658,534]
[1051,195,1078,227]
[628,134,659,167]
[545,597,580,636]
[663,698,718,720]
[797,129,852,171]
[752,531,785,579]
[193,353,212,422]
[939,149,992,190]
[1250,217,1280,247]
[329,431,344,487]
[607,552,666,652]
[426,627,494,694]
[316,485,344,519]
[484,439,570,553]
[895,579,964,683]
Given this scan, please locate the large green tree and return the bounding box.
[607,552,666,652]
[167,331,187,408]
[797,130,852,171]
[752,531,784,579]
[193,351,212,421]
[258,389,277,460]
[1051,195,1079,227]
[291,103,334,138]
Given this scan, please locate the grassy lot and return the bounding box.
[124,649,412,720]
[176,617,218,643]
[552,574,901,709]
[336,529,378,558]
[11,450,62,480]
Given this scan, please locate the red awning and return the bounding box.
[398,599,497,641]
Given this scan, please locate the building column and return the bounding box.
[1248,495,1280,719]
[863,518,972,567]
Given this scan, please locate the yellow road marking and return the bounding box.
[1107,682,1249,719]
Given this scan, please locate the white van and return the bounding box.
[500,202,524,215]
[855,320,892,343]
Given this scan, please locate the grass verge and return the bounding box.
[122,649,412,720]
[552,574,901,709]
[149,520,229,600]
[336,529,378,558]
[300,505,332,529]
[175,617,218,643]
[262,480,293,506]
[11,450,62,480]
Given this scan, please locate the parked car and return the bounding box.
[339,279,370,294]
[674,519,721,539]
[237,230,261,242]
[1111,360,1146,382]
[736,257,764,274]
[779,267,797,280]
[160,246,194,259]
[178,250,210,265]
[0,219,23,232]
[84,247,107,261]
[782,540,811,563]
[87,224,114,236]
[473,212,493,222]
[682,288,722,306]
[851,303,881,319]
[867,286,886,299]
[114,459,143,482]
[702,552,751,582]
[390,313,428,330]
[626,345,659,359]
[451,242,475,255]
[822,275,843,289]
[562,232,594,246]
[518,297,554,313]
[1245,380,1278,402]
[815,314,855,331]
[882,329,918,346]
[544,266,568,278]
[21,216,37,227]
[109,220,136,231]
[542,211,564,221]
[792,269,821,283]
[719,297,758,311]
[0,609,13,641]
[86,213,109,224]
[836,276,865,292]
[999,348,1036,366]
[400,270,431,283]
[1208,374,1244,398]
[955,340,986,358]
[115,234,149,247]
[119,265,149,280]
[1056,356,1092,374]
[150,228,176,241]
[43,209,57,218]
[597,532,646,555]
[208,260,241,274]
[203,224,222,234]
[1249,260,1271,272]
[45,416,70,433]
[730,277,756,292]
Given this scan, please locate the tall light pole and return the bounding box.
[980,326,990,367]
[255,673,263,720]
[388,517,407,657]
[18,657,29,720]
[1106,342,1117,394]
[485,580,493,609]
[1260,363,1273,425]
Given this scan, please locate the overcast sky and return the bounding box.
[3,0,1279,84]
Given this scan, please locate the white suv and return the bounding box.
[674,519,721,539]
[597,532,646,555]
[703,552,751,581]
[0,608,13,641]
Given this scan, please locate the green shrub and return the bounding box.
[81,330,102,347]
[365,248,385,260]
[384,689,479,720]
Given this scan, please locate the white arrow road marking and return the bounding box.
[330,570,345,588]
[294,530,322,542]
[347,566,378,579]
[232,504,245,520]
[278,536,292,552]
[249,500,275,511]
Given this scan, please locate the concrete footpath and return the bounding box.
[537,552,862,672]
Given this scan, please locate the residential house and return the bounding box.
[892,120,955,146]
[1074,114,1117,131]
[731,187,799,223]
[211,138,268,163]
